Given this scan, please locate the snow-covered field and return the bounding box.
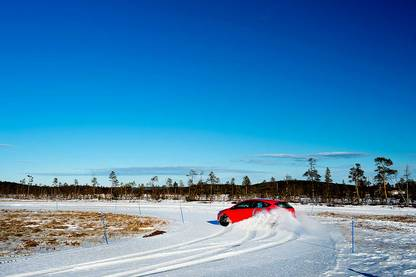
[0,200,415,276]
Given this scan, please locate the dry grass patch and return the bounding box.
[0,209,166,259]
[316,211,416,232]
[317,212,416,223]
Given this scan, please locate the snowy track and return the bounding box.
[0,201,337,277]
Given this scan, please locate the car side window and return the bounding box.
[255,201,270,208]
[233,201,271,209]
[250,201,260,208]
[234,201,251,209]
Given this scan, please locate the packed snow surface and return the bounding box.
[0,200,415,276]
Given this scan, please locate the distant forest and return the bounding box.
[1,157,415,206]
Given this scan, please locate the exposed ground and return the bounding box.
[0,209,166,259]
[316,211,416,232]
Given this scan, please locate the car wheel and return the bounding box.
[219,215,230,226]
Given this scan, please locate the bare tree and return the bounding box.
[187,169,198,185]
[19,178,26,197]
[151,176,158,187]
[284,174,293,181]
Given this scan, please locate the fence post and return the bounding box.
[179,202,184,224]
[100,212,109,244]
[351,217,355,253]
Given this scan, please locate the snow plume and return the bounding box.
[295,211,329,236]
[233,208,303,240]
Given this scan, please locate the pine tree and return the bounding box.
[403,165,411,206]
[26,175,33,197]
[91,177,98,187]
[303,158,321,181]
[91,177,98,196]
[242,176,251,195]
[374,157,397,202]
[303,158,320,202]
[324,168,332,183]
[207,171,219,196]
[349,163,366,203]
[172,181,178,194]
[166,177,173,195]
[109,171,119,198]
[53,178,59,198]
[230,177,236,196]
[324,168,332,202]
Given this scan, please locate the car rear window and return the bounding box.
[276,202,293,209]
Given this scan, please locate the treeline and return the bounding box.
[1,156,414,206]
[1,179,415,206]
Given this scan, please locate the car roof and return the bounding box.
[243,198,286,204]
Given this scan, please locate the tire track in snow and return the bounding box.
[48,229,255,275]
[102,212,300,277]
[6,226,234,277]
[105,230,297,277]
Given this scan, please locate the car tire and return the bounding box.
[219,215,230,227]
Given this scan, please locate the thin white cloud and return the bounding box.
[257,154,302,159]
[30,166,266,177]
[314,152,368,158]
[0,144,13,148]
[256,151,367,161]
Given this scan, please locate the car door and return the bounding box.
[228,201,254,223]
[252,200,270,216]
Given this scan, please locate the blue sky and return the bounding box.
[1,0,415,186]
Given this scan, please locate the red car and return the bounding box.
[217,199,296,226]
